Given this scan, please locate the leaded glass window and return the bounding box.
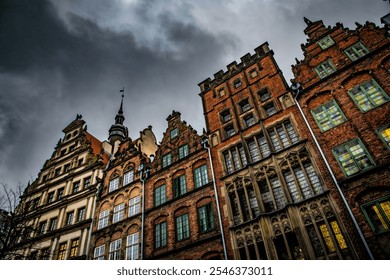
[362,197,390,234]
[348,80,389,112]
[344,42,369,61]
[332,138,375,176]
[314,60,336,79]
[154,185,166,206]
[176,214,190,241]
[311,99,347,131]
[317,35,335,50]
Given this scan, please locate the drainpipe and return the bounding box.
[138,163,149,260]
[292,86,374,260]
[202,137,228,260]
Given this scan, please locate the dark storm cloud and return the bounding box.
[0,0,236,189]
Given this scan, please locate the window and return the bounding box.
[55,168,61,176]
[377,124,390,150]
[109,239,122,260]
[154,185,166,206]
[362,197,390,234]
[64,163,70,172]
[249,69,258,78]
[283,161,323,203]
[239,99,251,113]
[98,210,109,230]
[246,133,271,163]
[128,196,141,217]
[332,138,375,176]
[72,181,80,193]
[109,177,119,193]
[69,144,76,152]
[94,245,105,260]
[57,188,64,200]
[311,99,347,131]
[123,170,134,186]
[83,177,91,188]
[218,88,226,97]
[126,233,139,260]
[77,207,85,222]
[60,149,66,156]
[228,178,260,225]
[155,222,167,248]
[69,239,79,258]
[314,60,336,79]
[198,204,215,232]
[258,88,271,102]
[176,214,190,241]
[173,175,187,198]
[344,42,369,61]
[38,221,47,235]
[57,242,67,260]
[223,144,247,174]
[268,120,299,152]
[170,128,179,139]
[47,192,55,204]
[162,153,172,168]
[224,124,236,138]
[66,212,74,226]
[49,217,57,231]
[348,79,389,112]
[319,220,348,253]
[78,158,83,166]
[317,35,335,50]
[244,113,255,127]
[113,203,125,223]
[263,102,277,117]
[193,165,209,188]
[178,144,189,159]
[220,110,232,123]
[234,79,242,88]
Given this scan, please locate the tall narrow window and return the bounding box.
[49,217,57,231]
[362,197,390,234]
[155,222,167,248]
[109,239,122,260]
[113,203,125,223]
[126,232,139,260]
[123,170,134,186]
[178,144,189,159]
[66,211,74,226]
[109,177,119,193]
[162,153,172,168]
[57,242,67,260]
[154,185,166,206]
[344,42,369,61]
[176,214,190,241]
[223,144,247,174]
[47,192,55,204]
[57,188,64,200]
[173,175,187,198]
[69,239,79,258]
[94,245,105,260]
[311,99,347,131]
[193,165,209,188]
[128,196,141,216]
[258,174,287,212]
[72,181,80,193]
[83,177,91,188]
[332,138,375,176]
[198,204,215,232]
[268,120,299,152]
[98,210,109,230]
[314,60,336,79]
[38,221,47,235]
[77,207,85,222]
[348,79,389,112]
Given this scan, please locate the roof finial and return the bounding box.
[119,87,125,114]
[304,17,312,25]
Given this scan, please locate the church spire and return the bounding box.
[108,88,128,144]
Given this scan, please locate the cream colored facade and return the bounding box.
[13,116,111,259]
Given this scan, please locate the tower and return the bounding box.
[109,91,128,147]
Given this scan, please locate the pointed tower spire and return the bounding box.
[109,88,128,145]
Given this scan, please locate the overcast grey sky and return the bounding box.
[0,0,389,193]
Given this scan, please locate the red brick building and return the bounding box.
[292,18,390,259]
[198,42,365,259]
[143,111,225,259]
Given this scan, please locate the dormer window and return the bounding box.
[317,35,335,50]
[233,79,242,88]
